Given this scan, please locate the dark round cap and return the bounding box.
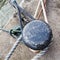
[23,20,52,50]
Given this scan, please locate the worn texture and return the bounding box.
[0,0,60,60]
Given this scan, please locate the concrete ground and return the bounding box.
[0,0,60,60]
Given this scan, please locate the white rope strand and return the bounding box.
[31,47,48,60]
[40,0,48,23]
[4,35,22,60]
[34,0,41,18]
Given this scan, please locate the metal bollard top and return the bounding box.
[23,20,53,50]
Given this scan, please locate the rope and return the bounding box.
[37,0,46,19]
[34,0,41,18]
[40,0,48,23]
[34,0,48,24]
[4,35,22,60]
[4,0,24,60]
[31,47,48,60]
